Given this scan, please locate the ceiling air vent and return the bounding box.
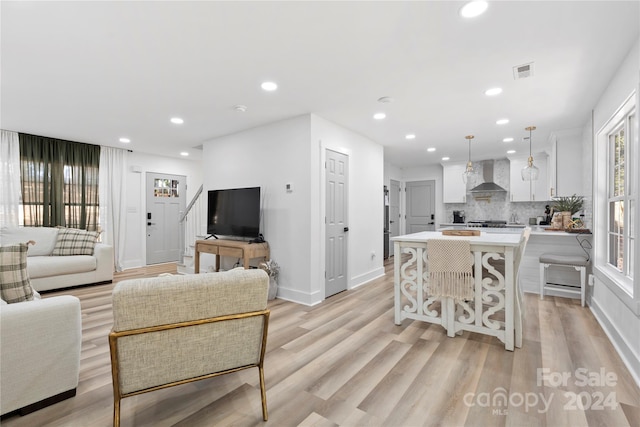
[513,62,534,80]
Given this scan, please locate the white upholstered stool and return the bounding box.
[539,253,589,306]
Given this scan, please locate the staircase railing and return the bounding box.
[179,184,203,267]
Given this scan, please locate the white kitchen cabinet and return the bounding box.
[442,162,467,203]
[532,154,548,201]
[548,130,583,198]
[508,157,530,202]
[508,153,549,202]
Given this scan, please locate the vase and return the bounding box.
[561,211,572,229]
[268,277,278,300]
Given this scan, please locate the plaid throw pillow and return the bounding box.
[52,227,100,256]
[0,243,35,303]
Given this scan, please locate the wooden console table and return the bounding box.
[194,239,270,273]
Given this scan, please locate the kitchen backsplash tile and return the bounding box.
[445,198,549,224]
[444,158,590,226]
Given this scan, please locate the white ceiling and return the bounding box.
[2,1,638,168]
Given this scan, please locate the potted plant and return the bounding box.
[553,194,584,229]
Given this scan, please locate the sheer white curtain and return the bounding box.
[99,146,128,271]
[0,130,22,227]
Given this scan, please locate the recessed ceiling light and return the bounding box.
[442,156,450,161]
[496,118,509,125]
[484,87,503,96]
[405,134,416,140]
[373,113,386,120]
[507,150,516,154]
[460,1,488,18]
[427,147,436,152]
[503,137,514,142]
[170,117,184,124]
[234,105,247,112]
[378,96,394,103]
[180,152,189,156]
[261,81,278,91]
[119,137,130,143]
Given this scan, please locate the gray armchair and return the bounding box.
[109,269,270,427]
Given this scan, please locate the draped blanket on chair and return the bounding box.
[427,239,474,300]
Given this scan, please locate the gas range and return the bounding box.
[466,220,507,228]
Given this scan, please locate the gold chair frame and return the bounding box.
[109,309,270,427]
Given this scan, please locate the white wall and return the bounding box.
[311,115,385,297]
[201,114,384,305]
[202,115,312,301]
[587,37,640,385]
[122,151,203,269]
[384,161,403,189]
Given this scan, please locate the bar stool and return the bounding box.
[539,253,589,306]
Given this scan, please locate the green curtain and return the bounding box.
[19,134,100,230]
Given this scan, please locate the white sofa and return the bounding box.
[0,226,114,292]
[0,293,82,415]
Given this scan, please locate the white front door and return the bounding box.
[389,179,401,257]
[146,173,186,265]
[405,180,435,233]
[325,149,349,298]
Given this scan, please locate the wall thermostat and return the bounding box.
[285,183,293,193]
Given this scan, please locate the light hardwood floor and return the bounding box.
[3,260,639,427]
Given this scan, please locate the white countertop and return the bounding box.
[439,223,527,228]
[437,225,591,237]
[529,227,592,237]
[392,231,522,246]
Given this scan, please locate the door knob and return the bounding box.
[147,222,156,226]
[343,227,349,232]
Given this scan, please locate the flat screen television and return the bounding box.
[207,187,261,239]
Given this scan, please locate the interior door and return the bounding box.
[146,173,186,265]
[325,149,348,298]
[405,180,435,233]
[389,179,401,256]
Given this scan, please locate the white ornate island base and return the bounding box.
[393,231,529,351]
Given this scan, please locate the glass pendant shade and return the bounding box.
[521,126,538,181]
[461,135,475,183]
[521,156,539,181]
[462,161,474,183]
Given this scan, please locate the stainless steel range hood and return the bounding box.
[469,160,507,193]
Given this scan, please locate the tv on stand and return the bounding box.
[206,187,263,242]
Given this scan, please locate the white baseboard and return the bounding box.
[350,267,385,290]
[122,259,143,270]
[276,286,322,306]
[589,297,640,389]
[275,267,384,306]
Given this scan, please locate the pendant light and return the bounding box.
[521,125,539,181]
[462,135,475,183]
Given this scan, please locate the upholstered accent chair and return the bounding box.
[0,294,82,416]
[109,269,270,427]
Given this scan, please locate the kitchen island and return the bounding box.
[392,230,527,351]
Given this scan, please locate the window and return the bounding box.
[19,134,100,230]
[594,92,638,311]
[608,119,635,278]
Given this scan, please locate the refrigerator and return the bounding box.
[384,186,390,259]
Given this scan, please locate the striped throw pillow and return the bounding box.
[52,227,100,256]
[0,243,35,303]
